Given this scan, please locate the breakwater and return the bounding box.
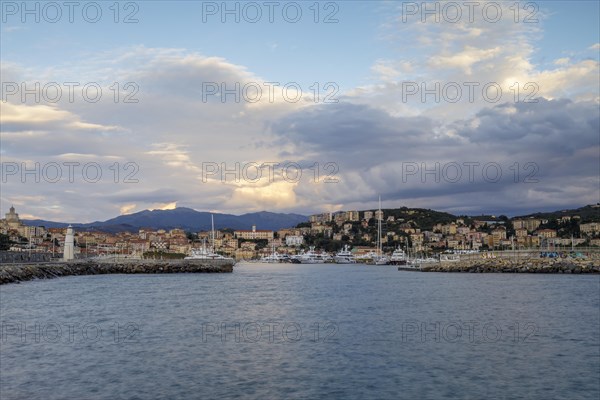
[0,251,53,263]
[420,258,600,273]
[0,259,234,285]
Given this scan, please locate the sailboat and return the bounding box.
[185,214,234,263]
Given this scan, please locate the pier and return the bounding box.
[0,258,234,285]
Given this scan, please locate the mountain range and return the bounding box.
[23,207,308,233]
[21,204,600,234]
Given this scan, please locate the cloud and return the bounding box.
[361,1,597,120]
[371,60,401,82]
[1,103,119,132]
[2,3,598,223]
[2,26,26,33]
[429,46,501,75]
[120,204,137,215]
[145,143,202,174]
[152,202,178,211]
[226,181,299,211]
[268,98,599,214]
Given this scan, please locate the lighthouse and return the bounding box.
[63,225,75,261]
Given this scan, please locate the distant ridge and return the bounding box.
[21,204,599,233]
[512,204,600,221]
[23,207,308,233]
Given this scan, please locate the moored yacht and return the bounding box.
[334,245,356,264]
[185,240,234,262]
[260,251,291,264]
[389,247,408,265]
[374,254,390,265]
[319,252,334,263]
[185,214,234,263]
[260,244,292,263]
[355,250,378,264]
[295,247,325,264]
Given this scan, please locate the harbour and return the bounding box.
[1,263,598,399]
[2,249,598,286]
[2,1,599,398]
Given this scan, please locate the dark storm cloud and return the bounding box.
[269,98,599,214]
[457,99,599,153]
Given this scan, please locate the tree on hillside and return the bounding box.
[186,232,198,241]
[0,233,12,251]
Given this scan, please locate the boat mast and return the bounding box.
[378,196,382,257]
[211,214,215,253]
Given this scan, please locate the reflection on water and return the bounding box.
[1,263,599,399]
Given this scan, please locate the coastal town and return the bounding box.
[2,204,600,261]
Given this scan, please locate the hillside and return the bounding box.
[23,208,308,233]
[513,204,600,222]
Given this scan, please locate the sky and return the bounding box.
[1,0,599,222]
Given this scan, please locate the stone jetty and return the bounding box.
[419,257,600,274]
[0,259,234,285]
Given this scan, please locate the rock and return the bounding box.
[0,259,234,285]
[418,254,600,274]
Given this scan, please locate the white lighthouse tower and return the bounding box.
[63,225,75,261]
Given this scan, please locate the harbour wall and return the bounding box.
[0,252,54,263]
[0,259,234,285]
[420,257,600,273]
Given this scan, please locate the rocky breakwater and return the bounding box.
[0,259,234,285]
[420,257,600,274]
